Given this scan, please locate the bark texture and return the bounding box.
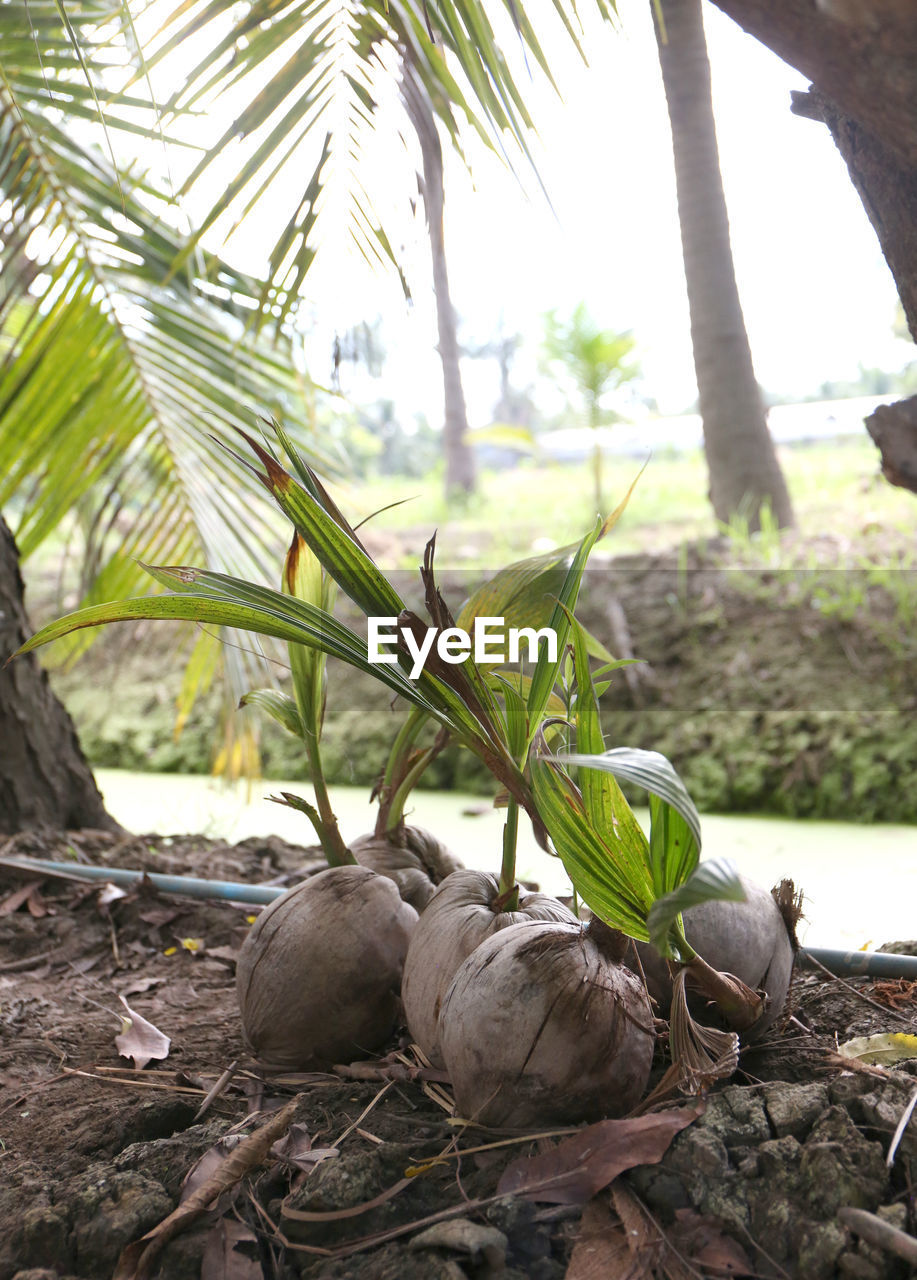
[710,0,917,493]
[402,61,476,497]
[654,0,794,530]
[0,514,120,834]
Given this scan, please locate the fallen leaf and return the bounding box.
[98,883,128,906]
[671,1208,754,1274]
[200,1218,261,1280]
[138,907,180,927]
[180,1136,246,1204]
[497,1104,704,1206]
[114,996,171,1070]
[564,1197,642,1280]
[0,881,43,916]
[271,1122,338,1173]
[179,936,205,954]
[838,1033,917,1066]
[114,1096,300,1280]
[25,886,49,917]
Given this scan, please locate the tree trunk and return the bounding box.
[708,0,917,494]
[0,514,121,834]
[653,0,795,531]
[401,62,477,498]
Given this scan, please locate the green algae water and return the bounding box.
[95,769,916,952]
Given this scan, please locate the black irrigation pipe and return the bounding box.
[2,855,917,980]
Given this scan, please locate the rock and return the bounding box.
[764,1080,830,1138]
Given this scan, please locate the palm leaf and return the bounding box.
[0,21,338,708]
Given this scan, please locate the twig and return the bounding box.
[886,1084,917,1169]
[194,1060,239,1122]
[332,1080,395,1148]
[804,952,915,1026]
[839,1206,917,1265]
[62,1068,205,1097]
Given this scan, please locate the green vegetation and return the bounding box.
[335,436,915,566]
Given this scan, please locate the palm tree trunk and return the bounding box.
[0,514,121,834]
[653,0,794,531]
[402,62,476,498]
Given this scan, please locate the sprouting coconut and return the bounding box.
[401,869,577,1067]
[633,876,800,1038]
[236,865,418,1070]
[350,826,464,912]
[439,917,655,1127]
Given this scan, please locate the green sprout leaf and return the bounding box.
[646,858,746,958]
[559,747,702,857]
[238,689,304,739]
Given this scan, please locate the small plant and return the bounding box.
[15,421,796,1112]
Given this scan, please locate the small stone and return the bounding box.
[410,1217,508,1265]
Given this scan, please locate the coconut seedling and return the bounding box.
[12,423,571,1070]
[243,537,462,910]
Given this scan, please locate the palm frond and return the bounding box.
[130,0,618,326]
[0,28,339,702]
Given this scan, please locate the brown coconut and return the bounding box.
[236,864,418,1071]
[440,918,655,1127]
[350,825,464,912]
[401,869,576,1068]
[633,876,796,1037]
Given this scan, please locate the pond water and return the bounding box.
[96,769,916,952]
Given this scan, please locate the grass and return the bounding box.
[333,436,917,570]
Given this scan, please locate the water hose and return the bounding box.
[2,855,916,979]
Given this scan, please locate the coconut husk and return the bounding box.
[236,865,418,1071]
[350,825,464,911]
[401,869,577,1068]
[440,919,655,1127]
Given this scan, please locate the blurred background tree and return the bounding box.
[542,304,640,512]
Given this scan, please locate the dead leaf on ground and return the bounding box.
[0,881,45,916]
[498,1104,705,1206]
[564,1196,650,1280]
[114,996,171,1070]
[271,1121,339,1173]
[98,883,128,906]
[200,1217,261,1280]
[113,1096,300,1280]
[181,1135,248,1204]
[670,1208,753,1274]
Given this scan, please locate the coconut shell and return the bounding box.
[236,865,418,1071]
[633,876,795,1037]
[401,869,576,1068]
[350,825,464,911]
[440,920,655,1127]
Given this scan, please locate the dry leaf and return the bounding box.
[564,1198,643,1280]
[200,1218,261,1280]
[838,1033,917,1066]
[114,996,171,1070]
[271,1122,338,1173]
[98,882,128,906]
[113,1096,300,1280]
[180,1136,246,1204]
[0,881,43,916]
[498,1104,704,1206]
[670,1208,753,1274]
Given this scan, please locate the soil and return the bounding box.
[2,831,916,1280]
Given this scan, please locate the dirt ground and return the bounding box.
[1,829,916,1280]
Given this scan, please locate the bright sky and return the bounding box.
[290,0,911,424]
